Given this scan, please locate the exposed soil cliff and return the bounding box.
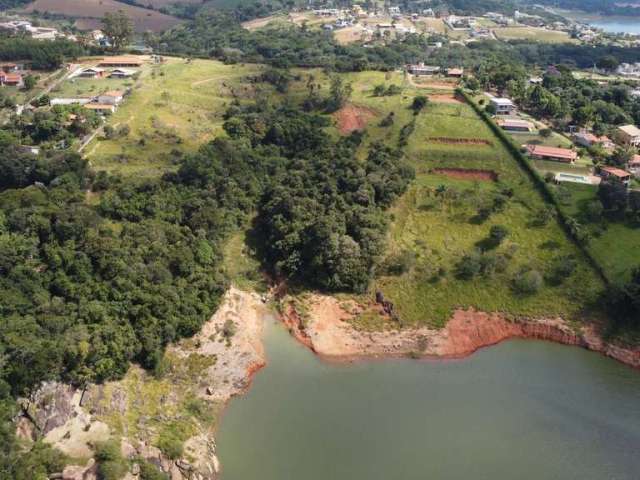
[280,293,640,369]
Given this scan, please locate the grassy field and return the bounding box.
[312,71,605,328]
[85,58,261,177]
[493,26,576,44]
[415,17,446,33]
[23,0,182,32]
[560,183,640,282]
[52,76,135,98]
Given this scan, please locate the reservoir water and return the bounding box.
[217,315,640,480]
[588,18,640,35]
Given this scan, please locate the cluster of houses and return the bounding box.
[0,20,70,41]
[49,57,143,114]
[72,57,143,81]
[484,91,640,185]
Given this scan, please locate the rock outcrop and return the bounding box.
[18,288,268,480]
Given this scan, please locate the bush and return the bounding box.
[547,255,577,285]
[411,95,428,113]
[539,128,552,138]
[140,462,169,480]
[156,433,183,460]
[455,252,482,279]
[379,112,395,127]
[95,440,127,480]
[512,269,543,295]
[222,318,237,339]
[382,250,415,276]
[489,224,508,244]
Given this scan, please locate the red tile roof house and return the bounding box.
[525,144,578,163]
[573,132,615,150]
[97,57,143,68]
[599,166,632,185]
[0,72,23,87]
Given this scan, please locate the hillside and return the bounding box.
[22,0,183,32]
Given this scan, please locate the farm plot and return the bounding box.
[23,0,182,32]
[86,58,261,177]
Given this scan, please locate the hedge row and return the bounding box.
[457,88,611,285]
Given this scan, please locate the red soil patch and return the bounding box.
[431,168,498,181]
[429,94,464,104]
[428,136,493,146]
[280,293,640,369]
[334,104,377,134]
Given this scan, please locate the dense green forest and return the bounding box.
[0,36,84,69]
[0,86,413,477]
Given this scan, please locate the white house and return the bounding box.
[97,90,124,105]
[618,124,640,147]
[109,68,135,78]
[50,98,92,106]
[490,97,515,115]
[407,63,440,75]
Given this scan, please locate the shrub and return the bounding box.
[382,250,415,276]
[455,252,482,279]
[379,112,395,127]
[539,128,552,138]
[512,269,543,295]
[489,225,509,244]
[222,318,237,339]
[140,461,169,480]
[156,433,183,460]
[547,255,577,285]
[373,84,386,96]
[411,95,428,113]
[95,440,127,480]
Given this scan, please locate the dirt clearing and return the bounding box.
[427,137,493,146]
[429,94,464,104]
[431,168,498,181]
[334,104,377,134]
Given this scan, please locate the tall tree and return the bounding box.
[101,10,133,52]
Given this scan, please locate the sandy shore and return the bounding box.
[280,293,640,369]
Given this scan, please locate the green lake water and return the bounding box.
[217,315,640,480]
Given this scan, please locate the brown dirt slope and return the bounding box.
[432,168,498,181]
[23,0,182,32]
[334,103,377,134]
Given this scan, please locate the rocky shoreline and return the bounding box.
[18,288,268,480]
[280,293,640,369]
[17,288,640,480]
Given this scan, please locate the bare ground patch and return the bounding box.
[429,93,464,104]
[428,136,493,146]
[431,168,498,182]
[334,103,377,134]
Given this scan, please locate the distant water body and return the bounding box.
[589,18,640,34]
[217,315,640,480]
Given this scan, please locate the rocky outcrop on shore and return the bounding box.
[281,293,640,369]
[16,288,267,480]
